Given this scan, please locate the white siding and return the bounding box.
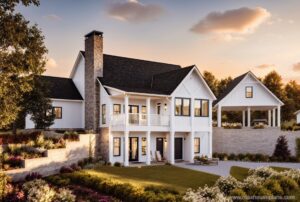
[72,56,85,98]
[297,113,300,124]
[26,99,84,129]
[220,74,281,107]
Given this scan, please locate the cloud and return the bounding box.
[46,58,57,69]
[108,0,164,23]
[191,7,270,38]
[293,63,300,71]
[43,14,62,21]
[256,64,275,69]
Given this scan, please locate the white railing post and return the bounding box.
[247,107,251,127]
[146,98,151,126]
[272,108,276,127]
[124,95,129,166]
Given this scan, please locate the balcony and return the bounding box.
[111,113,170,127]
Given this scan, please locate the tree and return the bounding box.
[273,136,291,161]
[22,77,55,129]
[217,77,233,97]
[284,80,300,121]
[0,0,47,128]
[203,71,219,96]
[263,71,286,102]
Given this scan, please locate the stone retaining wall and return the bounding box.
[5,134,96,181]
[213,128,300,156]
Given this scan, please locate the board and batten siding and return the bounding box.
[72,56,85,98]
[25,99,84,129]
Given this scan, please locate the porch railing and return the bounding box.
[110,113,170,127]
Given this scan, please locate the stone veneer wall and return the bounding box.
[213,128,300,156]
[5,134,96,182]
[97,127,109,161]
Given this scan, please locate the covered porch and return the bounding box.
[216,105,281,128]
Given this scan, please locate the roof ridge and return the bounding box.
[41,75,70,79]
[152,65,194,78]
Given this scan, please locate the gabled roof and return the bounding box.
[40,76,83,100]
[213,72,248,106]
[214,71,284,106]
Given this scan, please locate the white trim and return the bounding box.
[50,98,84,102]
[69,51,85,78]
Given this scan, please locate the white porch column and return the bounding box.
[217,105,222,127]
[169,97,175,164]
[268,110,272,127]
[242,110,246,127]
[124,95,129,166]
[146,98,151,165]
[189,131,195,163]
[208,100,213,158]
[277,105,281,127]
[272,108,276,127]
[146,131,151,165]
[108,129,113,163]
[247,107,251,127]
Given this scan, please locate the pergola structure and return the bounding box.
[214,71,284,128]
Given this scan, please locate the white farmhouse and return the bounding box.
[213,71,284,128]
[26,31,216,166]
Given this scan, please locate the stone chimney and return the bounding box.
[84,30,103,131]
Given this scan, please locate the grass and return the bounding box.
[230,166,291,181]
[86,165,220,192]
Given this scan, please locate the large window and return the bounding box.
[194,99,209,117]
[142,137,147,155]
[175,98,190,116]
[113,104,121,114]
[113,137,121,156]
[53,107,62,119]
[245,86,253,98]
[102,104,106,124]
[194,138,200,154]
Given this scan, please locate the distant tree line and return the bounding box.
[203,70,300,123]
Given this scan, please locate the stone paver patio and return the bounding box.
[175,161,300,176]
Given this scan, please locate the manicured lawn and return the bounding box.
[86,165,220,192]
[230,166,290,181]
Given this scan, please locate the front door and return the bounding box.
[175,138,183,160]
[129,137,139,161]
[156,138,164,157]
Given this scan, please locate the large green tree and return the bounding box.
[203,71,219,96]
[0,0,47,128]
[263,71,286,102]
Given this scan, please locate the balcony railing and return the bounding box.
[111,113,170,127]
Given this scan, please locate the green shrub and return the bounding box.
[46,175,71,186]
[0,172,11,200]
[244,185,273,198]
[215,176,240,196]
[228,153,236,160]
[53,188,75,202]
[273,136,291,161]
[277,176,298,194]
[23,179,56,202]
[263,179,284,196]
[113,162,121,167]
[229,188,247,202]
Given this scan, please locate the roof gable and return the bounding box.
[214,71,284,107]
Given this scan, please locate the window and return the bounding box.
[113,137,121,156]
[194,138,200,153]
[142,137,147,155]
[157,103,161,114]
[201,100,209,117]
[194,99,209,117]
[53,107,62,119]
[246,86,253,98]
[113,104,121,114]
[102,104,106,124]
[175,98,190,116]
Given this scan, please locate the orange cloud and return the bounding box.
[256,64,275,69]
[46,58,57,69]
[191,7,270,35]
[108,0,164,23]
[293,62,300,71]
[43,14,62,21]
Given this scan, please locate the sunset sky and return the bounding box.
[18,0,300,82]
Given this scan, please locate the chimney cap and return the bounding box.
[85,30,103,38]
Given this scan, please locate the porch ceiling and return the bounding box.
[219,105,277,111]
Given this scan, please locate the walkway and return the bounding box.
[175,161,300,177]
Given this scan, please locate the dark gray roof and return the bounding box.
[213,72,248,106]
[94,53,193,95]
[40,76,83,100]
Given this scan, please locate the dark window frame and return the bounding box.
[175,97,191,116]
[194,99,209,117]
[52,107,62,119]
[245,86,253,98]
[102,104,106,124]
[113,104,121,115]
[113,137,121,156]
[194,138,200,154]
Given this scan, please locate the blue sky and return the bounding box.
[18,0,300,81]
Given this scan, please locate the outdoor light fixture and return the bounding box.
[164,103,167,111]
